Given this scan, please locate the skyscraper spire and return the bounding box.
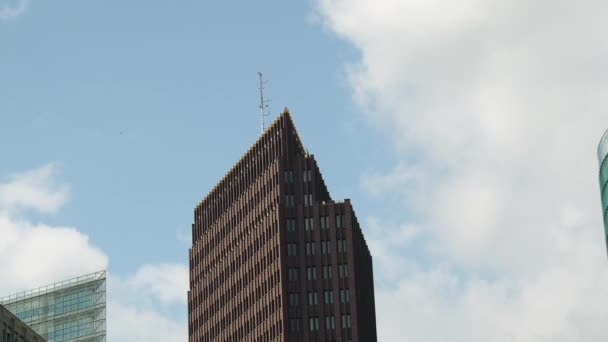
[258,72,270,133]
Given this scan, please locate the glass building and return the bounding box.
[0,271,106,342]
[1,304,46,342]
[599,129,608,256]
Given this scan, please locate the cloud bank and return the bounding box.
[0,164,106,293]
[316,0,608,340]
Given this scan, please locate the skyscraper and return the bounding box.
[0,271,107,342]
[598,128,608,255]
[188,109,377,341]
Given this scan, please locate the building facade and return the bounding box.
[1,304,46,342]
[0,271,106,342]
[599,129,608,255]
[188,110,377,341]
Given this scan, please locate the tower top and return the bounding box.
[258,72,270,133]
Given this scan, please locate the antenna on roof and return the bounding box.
[258,72,271,133]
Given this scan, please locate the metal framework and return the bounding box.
[258,72,270,133]
[0,271,106,342]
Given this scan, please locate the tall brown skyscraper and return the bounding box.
[188,110,377,341]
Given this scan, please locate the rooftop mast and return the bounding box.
[258,72,270,133]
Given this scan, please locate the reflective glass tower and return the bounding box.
[0,271,107,342]
[599,129,608,256]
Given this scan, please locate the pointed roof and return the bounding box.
[195,107,306,211]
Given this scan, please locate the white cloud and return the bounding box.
[0,163,69,215]
[112,263,188,306]
[0,164,105,294]
[107,301,188,342]
[316,0,608,340]
[363,217,422,284]
[361,162,423,198]
[105,264,188,342]
[106,265,188,342]
[0,164,187,340]
[0,216,108,294]
[0,0,28,20]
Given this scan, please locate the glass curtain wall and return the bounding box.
[0,271,106,342]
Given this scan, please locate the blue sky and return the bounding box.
[4,0,608,341]
[1,1,402,340]
[1,1,397,272]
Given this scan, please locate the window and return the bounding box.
[309,317,319,332]
[340,289,350,303]
[325,316,335,330]
[290,319,300,333]
[336,214,345,228]
[320,216,329,230]
[324,290,334,304]
[341,314,351,328]
[337,240,347,254]
[289,293,299,306]
[304,193,313,207]
[286,219,296,232]
[323,265,333,279]
[285,170,294,183]
[285,195,295,208]
[287,243,297,256]
[321,241,331,255]
[307,267,317,280]
[338,264,349,278]
[303,169,312,182]
[288,268,299,281]
[304,217,314,231]
[308,291,318,305]
[305,242,316,256]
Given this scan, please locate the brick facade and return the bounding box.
[188,109,376,341]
